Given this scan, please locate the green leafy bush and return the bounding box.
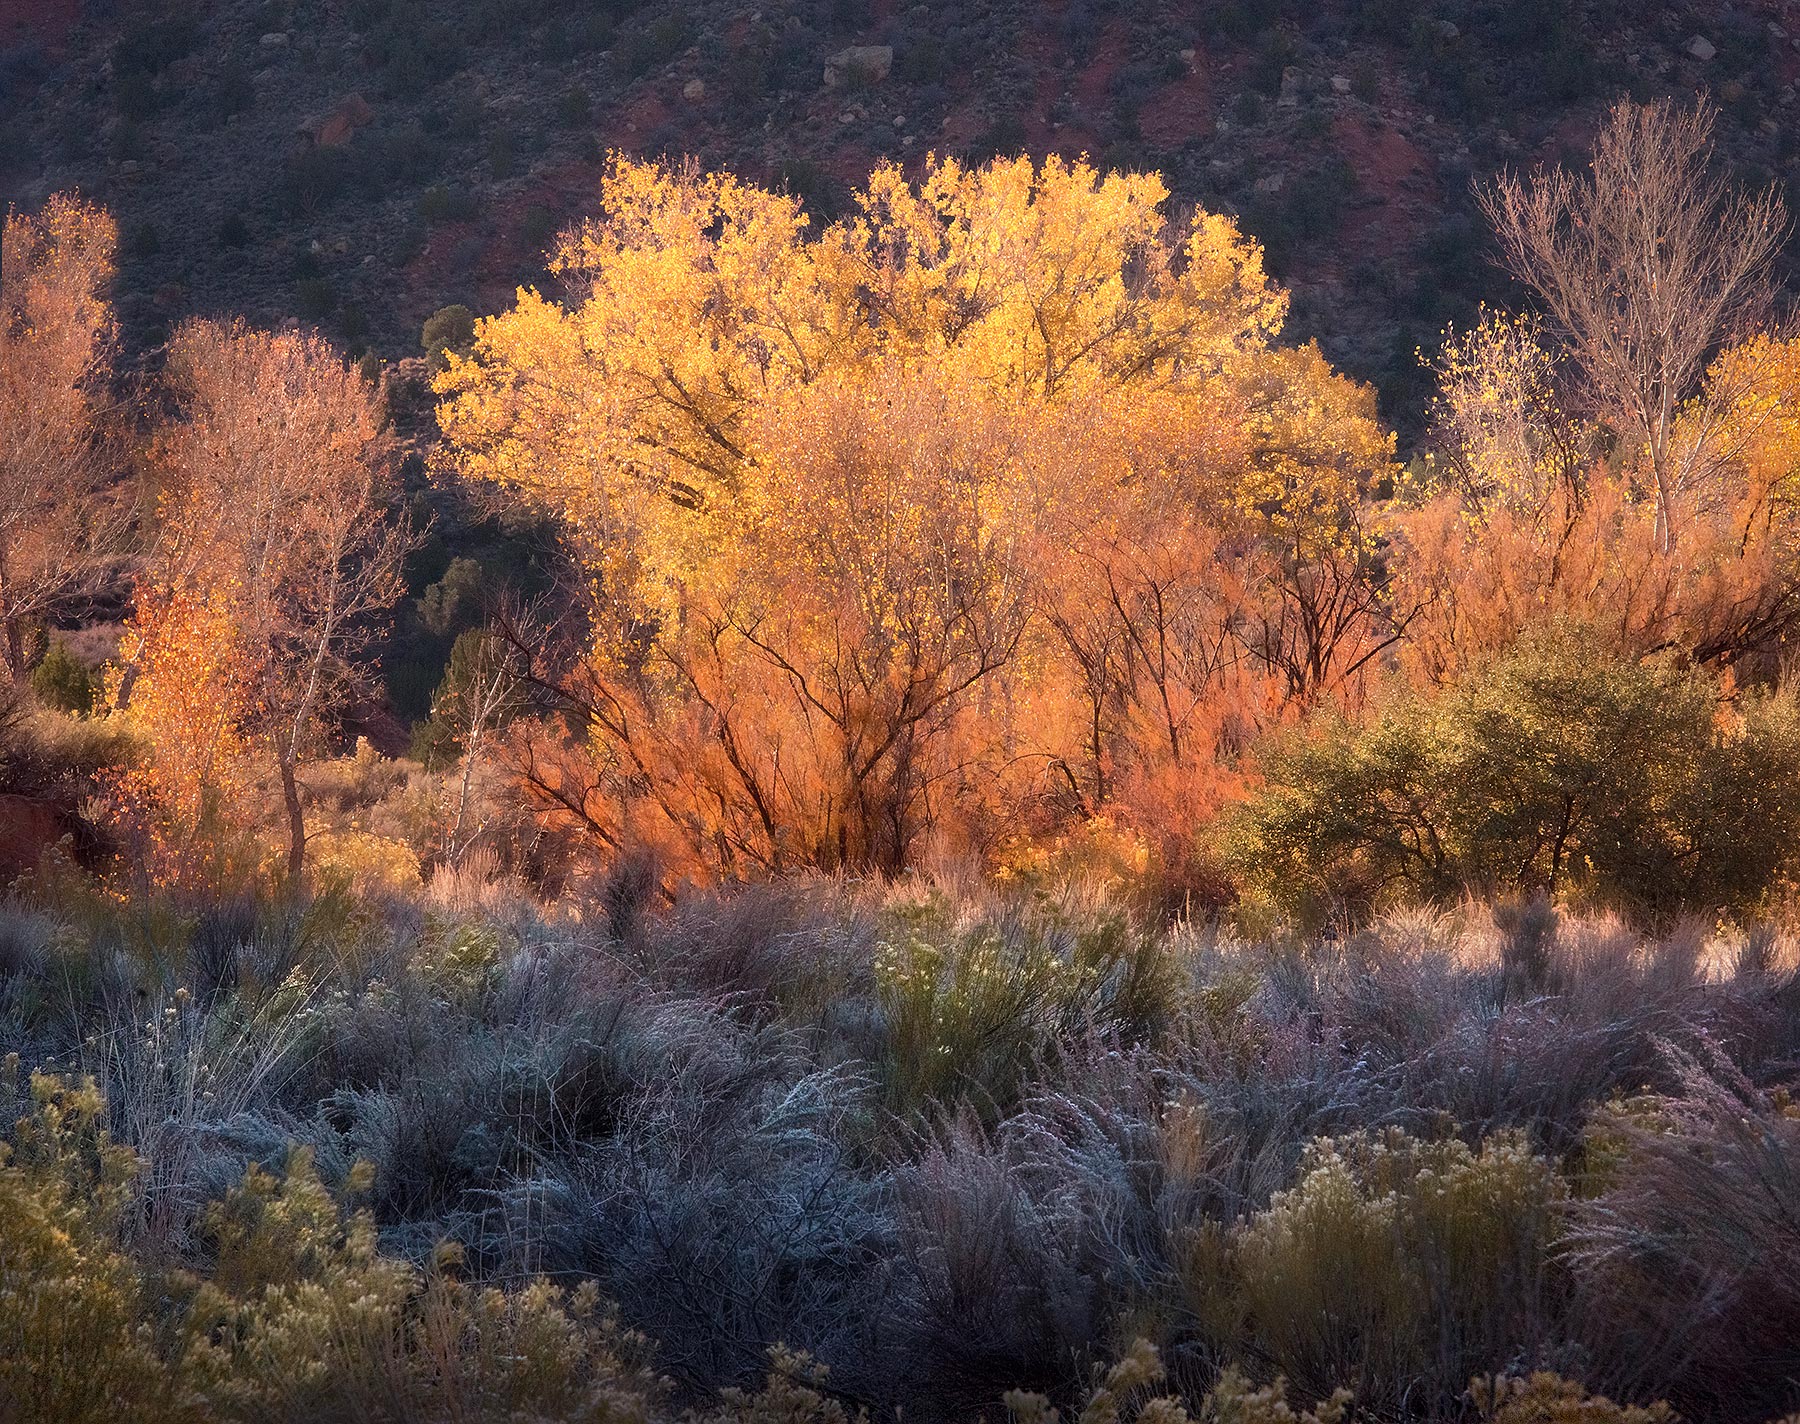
[420,303,476,371]
[28,641,93,716]
[212,62,255,120]
[364,16,464,93]
[1227,627,1800,922]
[417,183,479,225]
[618,10,694,79]
[873,897,1182,1116]
[216,211,251,249]
[410,628,522,770]
[293,276,337,319]
[0,679,135,803]
[556,85,594,128]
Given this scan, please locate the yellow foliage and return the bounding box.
[1005,1340,1349,1424]
[1397,317,1800,685]
[1224,1128,1566,1411]
[109,320,406,887]
[1421,308,1589,522]
[436,154,1393,876]
[0,1063,190,1424]
[1468,1372,1674,1424]
[183,1146,663,1423]
[702,1346,862,1424]
[105,580,261,895]
[304,829,423,896]
[1700,330,1800,546]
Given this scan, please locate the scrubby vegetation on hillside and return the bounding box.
[7,94,1800,1420]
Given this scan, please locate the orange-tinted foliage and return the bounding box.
[436,154,1396,883]
[105,582,259,896]
[45,106,1800,904]
[111,321,408,889]
[1396,313,1800,686]
[0,193,125,676]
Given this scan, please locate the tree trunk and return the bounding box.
[280,755,306,884]
[2,613,24,680]
[448,731,480,865]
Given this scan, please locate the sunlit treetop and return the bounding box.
[1,191,116,344]
[436,153,1390,621]
[1694,331,1800,535]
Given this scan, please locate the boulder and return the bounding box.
[1686,34,1716,62]
[0,795,68,883]
[298,92,374,148]
[683,77,706,102]
[823,44,893,87]
[1330,74,1352,93]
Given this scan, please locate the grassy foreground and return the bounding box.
[3,870,1798,1422]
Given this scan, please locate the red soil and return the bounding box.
[0,0,81,50]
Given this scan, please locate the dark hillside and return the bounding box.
[6,0,1800,428]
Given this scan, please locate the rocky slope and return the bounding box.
[5,0,1799,427]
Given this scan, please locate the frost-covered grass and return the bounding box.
[3,874,1798,1421]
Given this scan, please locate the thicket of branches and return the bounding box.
[10,99,1800,920]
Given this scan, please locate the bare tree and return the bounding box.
[0,194,133,676]
[1482,98,1788,549]
[432,624,525,865]
[147,320,414,880]
[1246,533,1406,706]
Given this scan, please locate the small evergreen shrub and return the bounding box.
[29,641,94,716]
[618,10,695,79]
[421,303,477,369]
[417,183,479,225]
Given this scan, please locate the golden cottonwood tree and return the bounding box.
[0,194,130,677]
[117,322,410,886]
[1395,101,1800,687]
[437,154,1393,876]
[107,582,259,894]
[1702,333,1800,537]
